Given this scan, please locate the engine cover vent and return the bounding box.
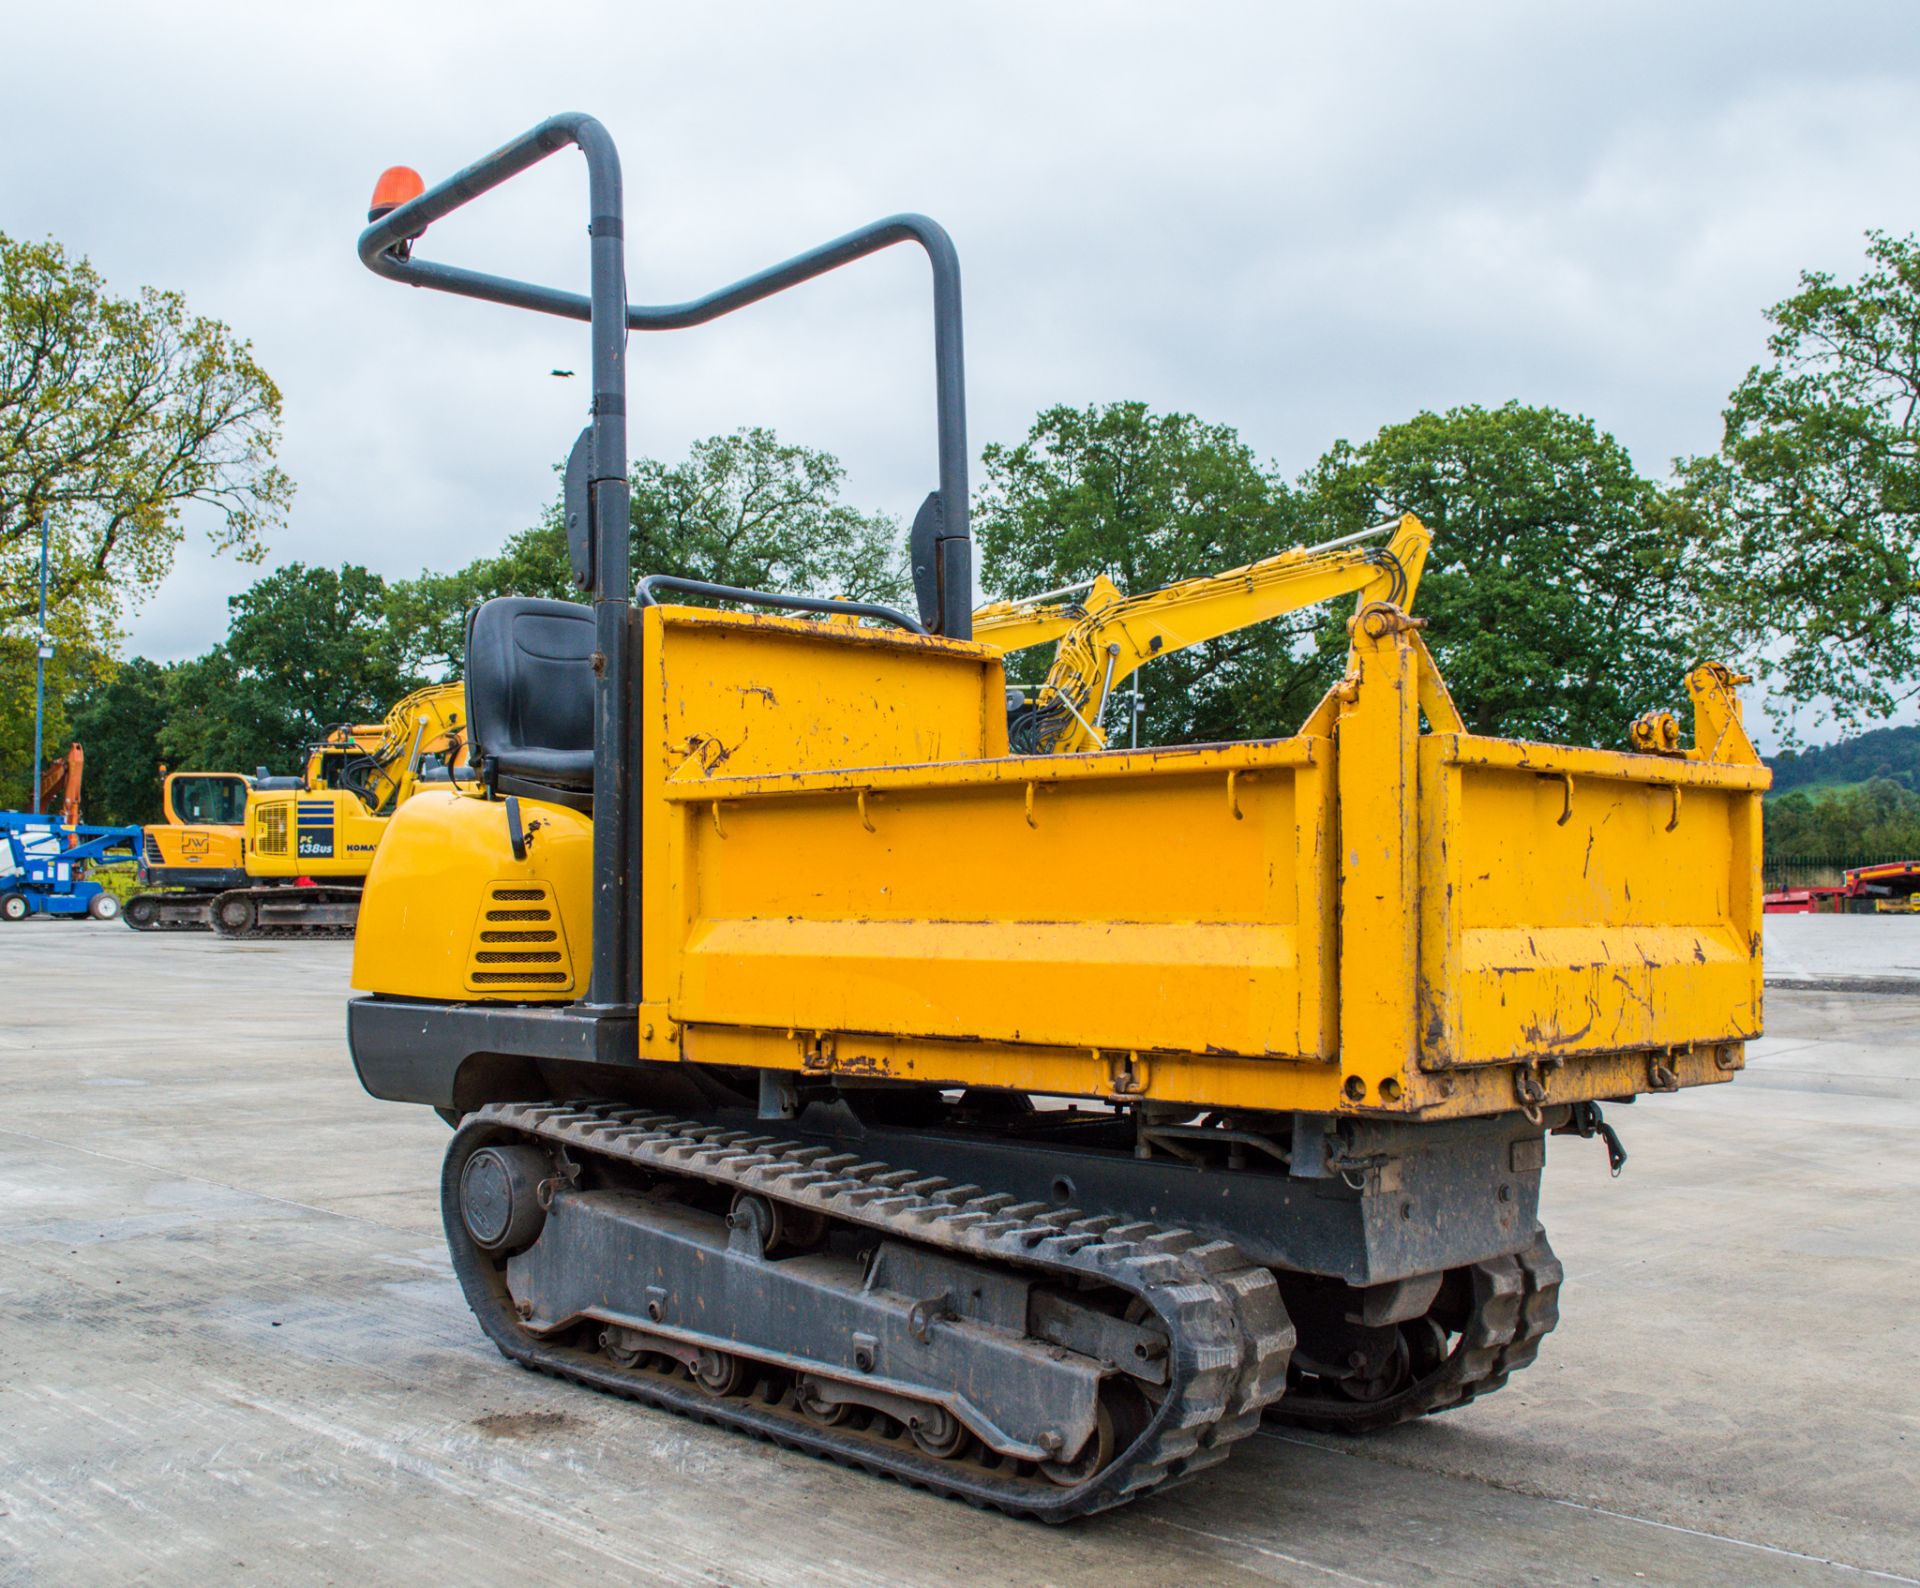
[465,881,574,993]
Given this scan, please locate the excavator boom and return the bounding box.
[1016,514,1431,753]
[39,743,84,831]
[314,683,468,814]
[972,575,1125,654]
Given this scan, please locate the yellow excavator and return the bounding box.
[130,770,254,911]
[976,515,1430,753]
[125,683,469,937]
[347,119,1767,1521]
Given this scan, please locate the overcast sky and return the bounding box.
[8,0,1918,750]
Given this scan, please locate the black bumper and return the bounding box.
[348,995,638,1109]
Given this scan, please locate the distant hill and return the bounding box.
[1766,724,1920,797]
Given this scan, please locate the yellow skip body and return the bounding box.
[355,600,1762,1123]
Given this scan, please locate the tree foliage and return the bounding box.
[64,657,171,826]
[0,232,290,650]
[1767,722,1920,796]
[976,402,1323,743]
[61,429,908,801]
[1300,403,1694,746]
[1767,778,1920,857]
[161,564,420,774]
[386,427,909,677]
[0,614,115,807]
[1684,230,1920,735]
[1,232,291,804]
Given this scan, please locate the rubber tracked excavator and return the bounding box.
[124,683,469,937]
[976,515,1430,753]
[348,117,1768,1520]
[126,770,253,923]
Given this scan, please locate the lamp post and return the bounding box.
[31,519,50,815]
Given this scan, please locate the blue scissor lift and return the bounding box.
[0,812,143,921]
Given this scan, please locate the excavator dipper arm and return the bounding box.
[1025,514,1431,753]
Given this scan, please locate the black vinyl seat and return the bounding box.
[464,596,597,807]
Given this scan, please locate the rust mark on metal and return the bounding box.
[1610,971,1656,1023]
[1521,1009,1595,1049]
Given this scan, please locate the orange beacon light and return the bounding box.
[367,166,426,225]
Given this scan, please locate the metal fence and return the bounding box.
[1762,854,1913,891]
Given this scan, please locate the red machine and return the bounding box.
[39,743,83,834]
[1764,860,1920,914]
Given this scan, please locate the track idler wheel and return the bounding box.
[458,1144,553,1256]
[1040,1398,1128,1487]
[1268,1230,1562,1434]
[212,892,256,938]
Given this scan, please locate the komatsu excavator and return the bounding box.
[348,117,1767,1520]
[125,683,469,937]
[976,516,1430,753]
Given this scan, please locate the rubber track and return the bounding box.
[1264,1230,1562,1435]
[122,894,214,933]
[210,888,359,941]
[446,1100,1295,1520]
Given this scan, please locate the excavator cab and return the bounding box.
[162,771,249,828]
[347,114,1767,1520]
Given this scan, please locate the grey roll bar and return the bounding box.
[356,112,973,1012]
[637,575,928,635]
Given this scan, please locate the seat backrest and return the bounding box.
[465,597,596,778]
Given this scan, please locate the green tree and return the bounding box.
[1299,403,1693,746]
[1,232,291,795]
[126,565,420,777]
[64,657,171,825]
[388,426,909,677]
[1766,778,1920,856]
[0,621,114,807]
[157,647,284,775]
[630,428,907,603]
[975,401,1321,744]
[217,563,418,768]
[1684,231,1920,735]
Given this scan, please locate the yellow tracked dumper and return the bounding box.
[348,117,1767,1520]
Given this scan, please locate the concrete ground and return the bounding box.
[1765,913,1920,988]
[1,921,1915,1587]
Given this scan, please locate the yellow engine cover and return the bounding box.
[351,791,592,1003]
[245,788,388,880]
